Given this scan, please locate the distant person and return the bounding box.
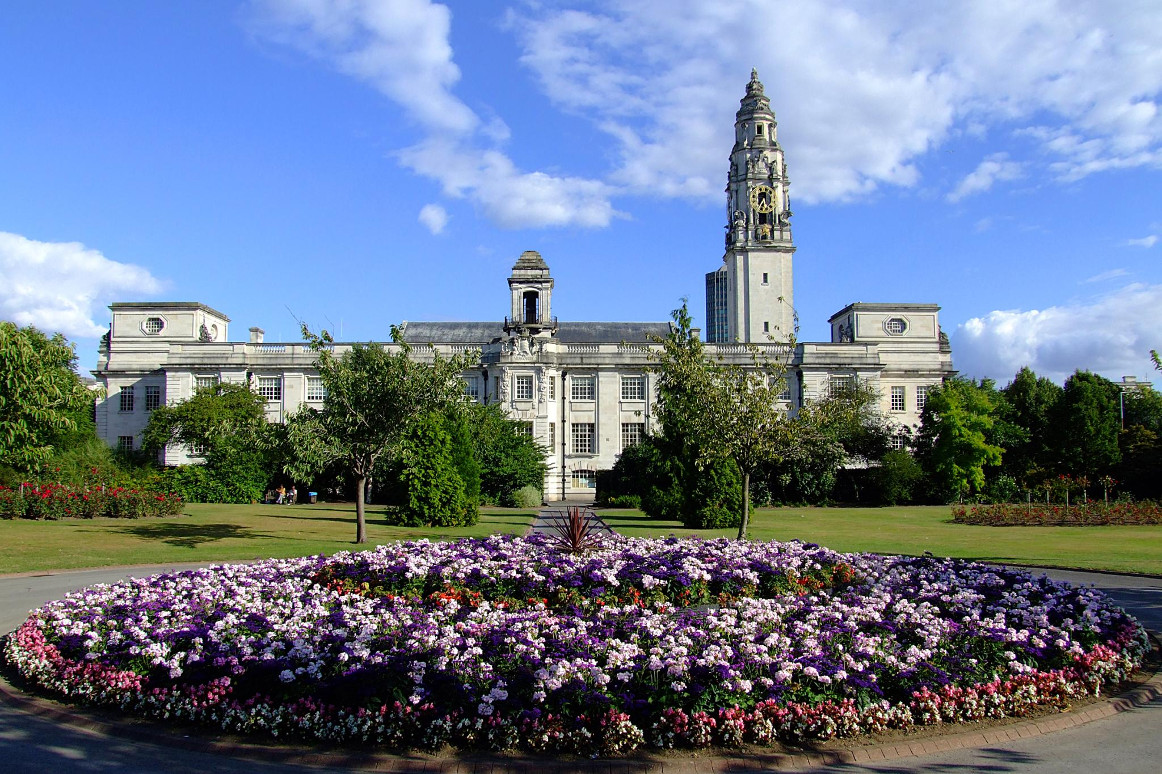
[288,485,297,505]
[276,485,285,505]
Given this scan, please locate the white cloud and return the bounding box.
[1127,235,1158,248]
[399,142,616,229]
[249,0,617,229]
[418,203,449,234]
[0,232,164,339]
[252,1,1162,219]
[948,154,1024,202]
[1085,268,1128,283]
[952,283,1162,384]
[508,0,1162,203]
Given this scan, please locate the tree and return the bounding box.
[142,382,273,503]
[399,412,471,527]
[0,322,94,471]
[462,402,546,506]
[650,301,795,539]
[283,326,473,543]
[999,367,1063,487]
[1050,370,1121,479]
[916,378,1003,502]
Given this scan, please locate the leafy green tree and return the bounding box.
[462,402,546,506]
[873,449,925,505]
[1050,370,1121,479]
[0,322,94,470]
[399,411,472,526]
[283,326,473,543]
[142,382,273,503]
[650,301,794,539]
[999,367,1063,487]
[916,378,1003,502]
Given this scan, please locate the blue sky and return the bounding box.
[2,1,1160,385]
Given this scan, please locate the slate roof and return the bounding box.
[399,321,671,345]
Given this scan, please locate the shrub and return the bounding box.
[401,413,474,527]
[952,501,1162,526]
[0,482,183,519]
[604,494,642,509]
[510,485,543,509]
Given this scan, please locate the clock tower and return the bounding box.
[707,70,796,343]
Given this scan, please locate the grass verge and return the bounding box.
[0,503,536,575]
[599,505,1162,576]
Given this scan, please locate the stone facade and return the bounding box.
[93,72,955,500]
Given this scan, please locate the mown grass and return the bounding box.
[4,502,1160,576]
[0,503,536,575]
[598,505,1162,576]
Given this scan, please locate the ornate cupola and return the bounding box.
[505,250,558,337]
[727,69,793,248]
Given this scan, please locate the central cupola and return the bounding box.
[505,250,558,337]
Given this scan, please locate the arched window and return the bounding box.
[523,290,540,324]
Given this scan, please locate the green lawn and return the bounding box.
[3,503,1159,576]
[0,503,536,575]
[599,506,1162,576]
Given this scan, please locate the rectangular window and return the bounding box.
[144,385,161,412]
[621,422,644,450]
[571,422,595,454]
[620,375,645,401]
[461,376,479,402]
[517,421,534,438]
[195,375,219,390]
[916,385,929,412]
[257,376,282,401]
[571,469,597,489]
[890,434,908,451]
[119,386,134,412]
[549,422,556,449]
[117,435,134,452]
[763,321,770,334]
[515,375,534,401]
[829,376,855,396]
[307,376,327,402]
[547,377,555,400]
[890,386,906,412]
[571,375,595,401]
[762,272,769,285]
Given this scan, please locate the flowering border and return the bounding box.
[2,536,1149,757]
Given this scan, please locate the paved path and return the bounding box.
[0,564,1159,773]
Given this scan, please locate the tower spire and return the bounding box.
[707,72,797,344]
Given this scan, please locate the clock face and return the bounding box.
[749,185,775,213]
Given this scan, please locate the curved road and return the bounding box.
[0,564,1159,773]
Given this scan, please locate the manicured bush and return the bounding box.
[400,413,474,527]
[0,482,183,520]
[603,494,642,509]
[952,501,1162,526]
[510,485,542,508]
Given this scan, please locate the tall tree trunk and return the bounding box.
[355,475,367,544]
[737,469,750,540]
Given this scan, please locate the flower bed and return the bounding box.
[2,535,1148,756]
[952,502,1162,526]
[0,482,184,520]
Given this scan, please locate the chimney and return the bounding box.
[249,327,265,344]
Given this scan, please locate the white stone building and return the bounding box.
[94,72,954,501]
